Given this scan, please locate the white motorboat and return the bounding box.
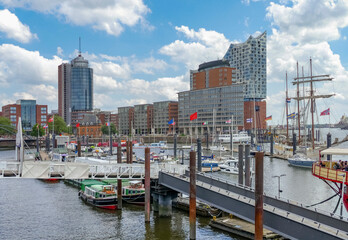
[287,153,316,168]
[218,131,251,143]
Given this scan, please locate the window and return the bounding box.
[10,107,16,114]
[10,115,16,122]
[41,115,47,122]
[41,108,47,114]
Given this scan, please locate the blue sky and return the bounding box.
[0,0,348,125]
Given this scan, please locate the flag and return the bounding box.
[168,118,175,125]
[265,115,272,121]
[287,112,297,119]
[36,124,39,129]
[286,98,291,103]
[226,119,232,124]
[43,124,48,129]
[106,122,110,126]
[246,118,253,123]
[76,123,80,128]
[48,116,54,122]
[202,121,208,125]
[320,108,330,116]
[190,112,197,121]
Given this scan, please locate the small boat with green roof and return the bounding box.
[78,179,118,210]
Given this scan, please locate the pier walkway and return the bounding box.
[159,171,348,240]
[0,160,187,179]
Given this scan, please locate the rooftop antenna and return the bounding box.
[79,37,81,56]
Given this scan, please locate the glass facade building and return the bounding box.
[17,100,36,131]
[70,56,93,112]
[58,54,93,125]
[223,31,267,100]
[178,84,244,135]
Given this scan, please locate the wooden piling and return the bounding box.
[130,140,133,163]
[245,144,250,187]
[189,150,196,239]
[117,142,122,210]
[145,147,151,222]
[238,144,244,185]
[77,138,81,157]
[255,151,264,240]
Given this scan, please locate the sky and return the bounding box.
[0,0,348,125]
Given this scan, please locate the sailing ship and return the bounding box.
[275,58,334,161]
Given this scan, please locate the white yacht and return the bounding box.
[218,131,251,143]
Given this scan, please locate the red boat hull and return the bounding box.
[98,205,117,210]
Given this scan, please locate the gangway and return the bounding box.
[0,160,187,179]
[158,171,348,240]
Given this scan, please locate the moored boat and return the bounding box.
[287,153,316,168]
[122,180,145,205]
[78,180,117,210]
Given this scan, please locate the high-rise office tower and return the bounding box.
[223,31,266,100]
[58,52,93,124]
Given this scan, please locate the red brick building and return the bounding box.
[2,100,47,130]
[243,100,267,130]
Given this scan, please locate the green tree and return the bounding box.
[101,123,117,135]
[48,115,68,134]
[0,117,15,135]
[31,124,45,137]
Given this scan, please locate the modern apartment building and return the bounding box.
[223,31,267,100]
[190,60,236,90]
[178,84,244,135]
[58,52,93,125]
[2,100,48,131]
[153,101,178,134]
[118,106,134,135]
[134,104,152,135]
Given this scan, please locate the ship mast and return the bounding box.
[291,58,334,149]
[310,58,315,149]
[296,62,301,143]
[286,72,289,140]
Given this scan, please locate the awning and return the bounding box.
[320,148,348,156]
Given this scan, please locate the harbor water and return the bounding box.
[1,128,348,239]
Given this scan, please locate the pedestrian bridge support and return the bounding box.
[158,171,348,240]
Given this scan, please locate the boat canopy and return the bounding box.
[321,148,348,156]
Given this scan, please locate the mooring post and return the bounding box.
[251,133,254,146]
[270,134,274,156]
[174,134,177,159]
[52,134,56,149]
[117,139,122,210]
[327,133,332,161]
[86,136,89,148]
[205,132,209,150]
[145,147,151,222]
[255,151,264,240]
[245,144,251,187]
[197,138,202,172]
[109,133,113,156]
[126,140,130,163]
[189,150,196,240]
[46,136,50,153]
[77,137,81,157]
[292,133,297,155]
[318,130,320,142]
[238,144,244,185]
[36,135,39,154]
[130,140,133,164]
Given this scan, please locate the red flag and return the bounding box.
[190,112,197,121]
[320,108,330,116]
[48,117,54,122]
[76,123,80,127]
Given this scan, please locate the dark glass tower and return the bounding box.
[70,55,93,112]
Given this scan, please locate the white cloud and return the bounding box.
[265,0,348,123]
[91,61,131,80]
[0,9,37,43]
[0,44,62,86]
[0,0,152,37]
[160,26,232,69]
[13,92,34,100]
[57,46,63,57]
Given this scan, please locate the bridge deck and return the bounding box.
[159,171,348,240]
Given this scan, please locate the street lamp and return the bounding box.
[338,172,347,218]
[272,174,286,198]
